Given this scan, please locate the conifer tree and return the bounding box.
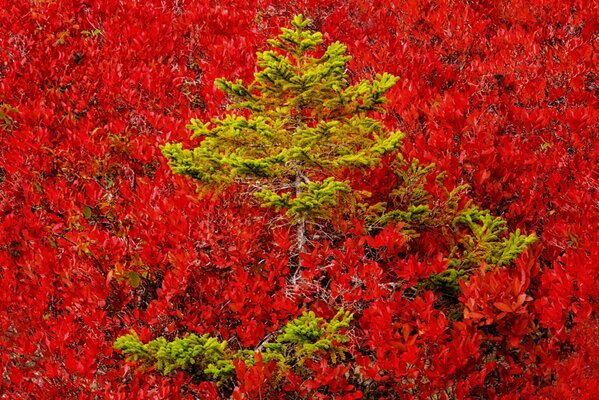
[161,14,403,277]
[114,15,540,392]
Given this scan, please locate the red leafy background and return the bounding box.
[0,0,597,398]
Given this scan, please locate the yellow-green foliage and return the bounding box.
[113,309,353,383]
[0,103,18,132]
[161,14,402,222]
[255,177,351,218]
[425,206,536,297]
[375,155,468,235]
[449,206,537,269]
[263,308,353,365]
[375,157,536,297]
[113,331,236,379]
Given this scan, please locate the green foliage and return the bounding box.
[0,103,18,132]
[113,330,236,379]
[113,309,353,383]
[255,177,351,218]
[374,155,468,236]
[161,14,402,223]
[374,157,536,298]
[426,268,471,299]
[422,207,536,297]
[449,206,537,269]
[263,308,353,365]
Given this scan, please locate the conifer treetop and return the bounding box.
[162,14,403,222]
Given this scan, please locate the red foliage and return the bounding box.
[0,0,597,398]
[233,354,278,400]
[460,260,535,347]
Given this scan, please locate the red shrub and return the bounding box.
[1,0,596,398]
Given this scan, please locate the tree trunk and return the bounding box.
[292,171,306,283]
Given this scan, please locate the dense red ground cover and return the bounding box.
[0,0,597,398]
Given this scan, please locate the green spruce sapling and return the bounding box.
[161,14,403,281]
